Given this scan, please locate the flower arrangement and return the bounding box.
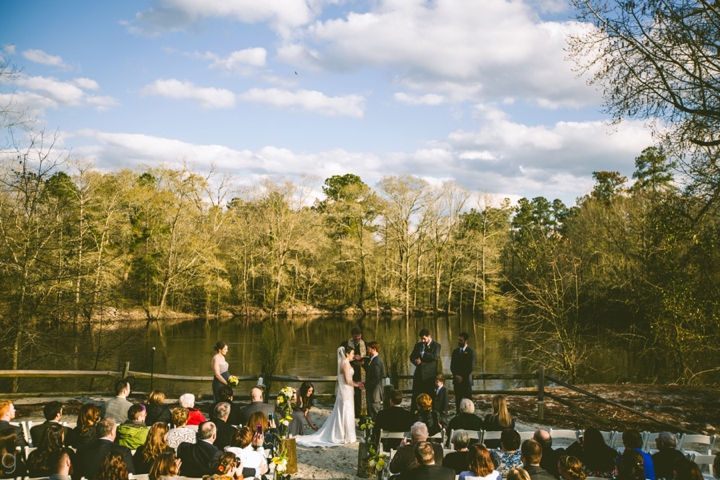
[367,444,388,478]
[359,416,375,443]
[228,375,239,387]
[276,386,297,438]
[272,450,288,480]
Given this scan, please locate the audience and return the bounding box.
[133,422,173,474]
[145,390,173,426]
[30,401,71,446]
[238,388,274,426]
[0,400,27,447]
[75,418,135,480]
[398,441,455,480]
[96,451,130,480]
[247,410,278,454]
[101,380,133,425]
[148,451,181,480]
[224,425,269,478]
[447,398,483,435]
[565,427,618,478]
[214,385,241,427]
[0,428,25,479]
[373,389,416,448]
[416,393,442,437]
[202,451,243,480]
[558,456,586,480]
[521,439,555,480]
[26,423,71,477]
[117,403,149,449]
[493,429,523,476]
[534,429,563,477]
[389,422,444,474]
[177,421,221,478]
[460,443,501,480]
[69,403,101,448]
[180,394,207,426]
[618,430,656,480]
[211,402,237,450]
[47,448,73,480]
[443,429,471,474]
[167,407,196,450]
[617,449,645,480]
[484,395,515,449]
[651,432,684,480]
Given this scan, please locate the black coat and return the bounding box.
[432,387,449,417]
[373,406,416,447]
[389,442,444,474]
[0,420,27,448]
[29,421,72,447]
[177,440,222,478]
[450,347,476,382]
[447,413,483,433]
[145,404,173,426]
[132,445,174,474]
[443,451,469,474]
[75,438,135,480]
[211,418,237,450]
[238,402,275,427]
[397,464,455,480]
[525,465,557,480]
[410,341,441,381]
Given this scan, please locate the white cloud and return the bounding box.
[72,78,100,90]
[0,91,57,117]
[208,48,267,69]
[2,44,15,55]
[21,49,70,69]
[15,75,86,105]
[237,88,365,117]
[86,95,121,111]
[394,92,445,106]
[4,74,119,113]
[141,79,236,109]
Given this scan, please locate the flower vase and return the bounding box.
[278,437,298,475]
[357,442,374,478]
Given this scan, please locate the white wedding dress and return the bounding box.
[295,347,357,447]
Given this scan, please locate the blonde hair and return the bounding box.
[492,395,512,428]
[559,456,586,480]
[507,468,532,480]
[147,390,165,405]
[142,422,170,463]
[172,407,189,427]
[417,393,433,411]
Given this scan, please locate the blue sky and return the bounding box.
[0,0,654,204]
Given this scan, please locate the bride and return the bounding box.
[296,346,363,446]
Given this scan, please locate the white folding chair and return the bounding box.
[519,431,534,441]
[429,428,445,445]
[599,430,616,447]
[611,431,626,453]
[25,421,33,448]
[380,429,406,451]
[679,434,716,456]
[482,430,501,446]
[550,429,579,449]
[691,454,716,477]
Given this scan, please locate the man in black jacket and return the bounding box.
[0,400,27,448]
[30,401,72,447]
[521,439,556,480]
[373,389,416,448]
[364,341,384,420]
[211,403,237,450]
[389,422,444,474]
[410,328,441,412]
[397,441,454,480]
[177,422,222,478]
[450,332,476,404]
[74,418,135,480]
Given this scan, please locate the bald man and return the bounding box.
[238,388,275,426]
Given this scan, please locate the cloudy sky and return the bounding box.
[0,0,653,204]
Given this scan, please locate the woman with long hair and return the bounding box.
[459,444,501,480]
[26,423,70,477]
[146,390,172,426]
[212,341,230,403]
[133,422,173,474]
[483,395,515,449]
[298,381,319,431]
[558,456,587,480]
[149,452,181,480]
[247,410,278,453]
[565,427,618,477]
[69,403,100,448]
[0,429,24,479]
[224,426,268,478]
[96,451,130,480]
[416,393,442,436]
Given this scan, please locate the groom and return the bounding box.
[363,341,384,420]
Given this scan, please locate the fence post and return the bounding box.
[122,361,131,380]
[538,366,545,421]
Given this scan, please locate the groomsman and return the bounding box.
[409,328,441,412]
[364,341,384,420]
[450,332,476,403]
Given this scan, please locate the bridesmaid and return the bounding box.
[212,341,230,403]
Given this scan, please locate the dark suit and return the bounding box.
[238,401,275,426]
[397,464,455,480]
[211,418,237,450]
[409,340,441,410]
[75,438,135,480]
[431,386,449,425]
[525,465,556,480]
[30,420,72,447]
[389,442,444,474]
[450,346,475,403]
[447,413,483,434]
[177,440,221,478]
[0,420,27,447]
[539,445,563,478]
[373,406,416,449]
[364,354,384,419]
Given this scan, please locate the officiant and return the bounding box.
[342,326,367,417]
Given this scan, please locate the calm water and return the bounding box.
[9,315,699,396]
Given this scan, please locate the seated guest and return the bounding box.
[102,380,133,425]
[651,432,684,480]
[673,457,703,480]
[47,447,74,480]
[177,421,222,478]
[298,381,319,431]
[214,385,241,427]
[484,395,515,449]
[75,418,135,480]
[460,444,501,480]
[149,451,181,480]
[616,449,645,480]
[180,394,206,426]
[432,374,449,426]
[145,390,173,426]
[389,422,444,474]
[617,430,655,480]
[565,427,617,478]
[508,467,532,480]
[211,402,237,450]
[30,401,71,446]
[535,429,563,477]
[166,407,196,450]
[0,429,25,478]
[398,441,455,480]
[558,456,586,480]
[373,389,416,448]
[493,429,523,476]
[0,400,27,447]
[202,451,243,480]
[247,410,278,454]
[133,422,173,474]
[448,398,483,436]
[96,451,130,480]
[26,423,72,477]
[238,388,274,426]
[444,429,471,474]
[416,393,442,437]
[224,426,269,479]
[116,404,149,449]
[69,403,101,448]
[520,439,555,480]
